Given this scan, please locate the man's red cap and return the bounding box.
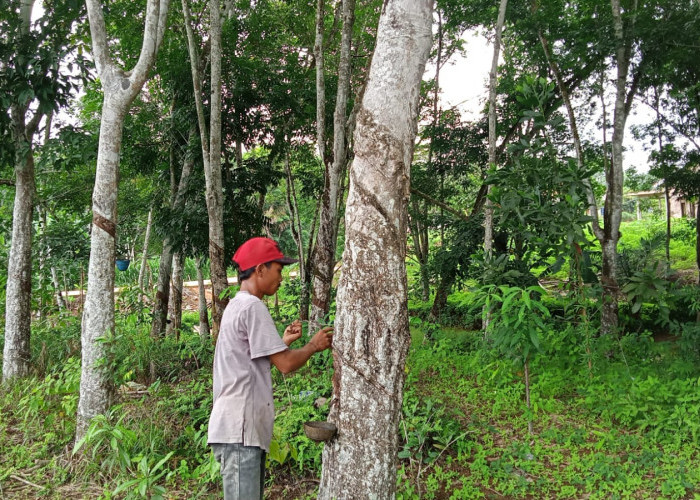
[232,237,298,271]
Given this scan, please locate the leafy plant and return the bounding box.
[112,451,174,499]
[621,262,672,312]
[473,285,551,433]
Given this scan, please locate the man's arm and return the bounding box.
[270,326,333,374]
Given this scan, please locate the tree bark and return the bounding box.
[482,0,507,333]
[52,266,66,311]
[182,0,228,338]
[138,207,153,302]
[2,0,39,382]
[196,255,211,339]
[152,241,175,337]
[310,0,356,329]
[168,252,184,337]
[484,0,508,259]
[207,0,228,337]
[318,0,433,496]
[601,0,639,335]
[408,200,430,301]
[77,0,169,442]
[314,0,327,165]
[3,114,36,381]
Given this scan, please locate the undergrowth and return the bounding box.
[2,283,700,498]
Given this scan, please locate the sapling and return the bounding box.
[474,284,550,434]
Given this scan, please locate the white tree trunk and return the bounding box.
[484,0,507,259]
[51,266,66,311]
[182,0,227,338]
[196,255,211,340]
[168,252,184,336]
[77,0,169,442]
[482,0,507,333]
[318,0,433,496]
[138,207,153,301]
[206,0,228,337]
[310,0,356,328]
[3,119,36,381]
[2,0,38,382]
[314,0,327,164]
[601,0,638,334]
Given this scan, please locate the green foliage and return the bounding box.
[621,262,673,320]
[269,341,334,474]
[589,374,700,445]
[399,397,465,466]
[473,285,550,364]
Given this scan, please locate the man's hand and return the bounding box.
[271,325,333,374]
[309,326,333,352]
[283,320,303,346]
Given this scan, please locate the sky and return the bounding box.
[34,0,652,173]
[432,32,653,173]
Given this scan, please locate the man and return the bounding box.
[207,237,333,499]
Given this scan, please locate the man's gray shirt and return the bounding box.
[208,291,288,451]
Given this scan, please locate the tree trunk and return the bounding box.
[151,126,195,337]
[310,0,356,329]
[138,207,153,302]
[283,147,310,319]
[196,255,211,339]
[601,0,639,335]
[482,0,507,333]
[168,252,184,337]
[2,0,40,382]
[408,201,430,301]
[207,0,228,337]
[430,273,453,321]
[77,0,169,443]
[52,266,66,311]
[484,0,507,260]
[3,115,36,381]
[318,0,433,496]
[314,0,327,165]
[152,242,175,337]
[182,0,228,338]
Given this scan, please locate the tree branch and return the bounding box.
[410,187,472,223]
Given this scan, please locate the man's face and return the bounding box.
[259,261,284,296]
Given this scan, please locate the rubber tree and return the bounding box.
[2,0,78,381]
[151,118,197,338]
[77,0,169,442]
[483,0,508,261]
[599,0,642,335]
[181,0,228,338]
[317,0,433,496]
[309,0,357,329]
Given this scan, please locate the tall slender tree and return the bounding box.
[2,0,79,381]
[309,0,357,329]
[181,0,227,338]
[77,0,169,442]
[318,0,433,495]
[599,0,642,334]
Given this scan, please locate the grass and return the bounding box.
[399,327,700,499]
[0,216,698,498]
[2,307,699,499]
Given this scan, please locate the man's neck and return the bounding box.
[240,280,264,300]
